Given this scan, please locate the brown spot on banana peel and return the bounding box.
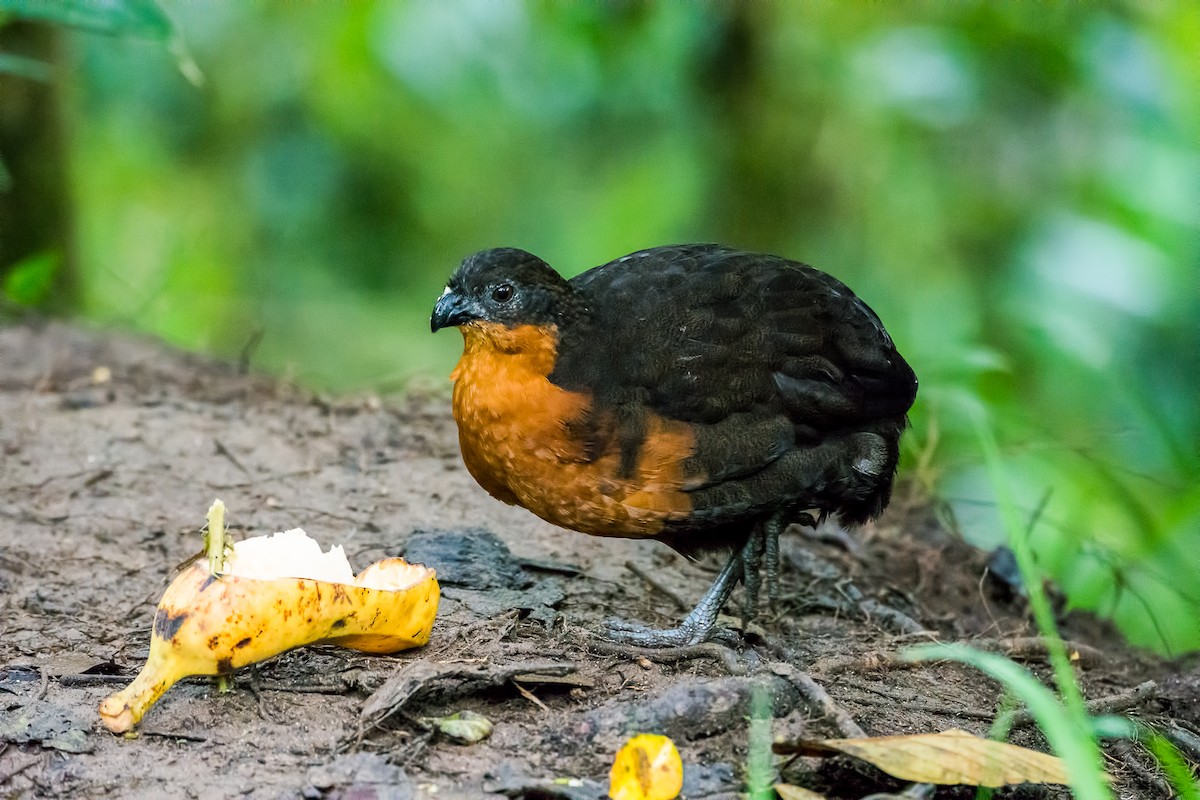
[153,610,188,640]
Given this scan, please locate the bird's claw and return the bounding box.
[602,617,736,648]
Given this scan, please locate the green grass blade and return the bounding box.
[1143,733,1200,800]
[973,414,1085,714]
[746,682,775,799]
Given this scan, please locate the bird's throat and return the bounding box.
[450,322,586,504]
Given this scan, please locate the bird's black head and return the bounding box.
[431,248,579,333]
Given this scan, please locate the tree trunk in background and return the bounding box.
[0,21,76,312]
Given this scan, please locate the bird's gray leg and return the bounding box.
[764,511,783,606]
[742,510,786,624]
[741,525,763,628]
[605,544,746,648]
[605,511,800,647]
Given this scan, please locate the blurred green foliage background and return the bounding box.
[1,1,1197,652]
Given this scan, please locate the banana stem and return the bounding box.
[205,498,228,575]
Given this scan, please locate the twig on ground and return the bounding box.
[31,669,49,702]
[1111,739,1171,798]
[623,560,688,612]
[83,468,114,488]
[581,638,749,676]
[1159,719,1200,762]
[810,650,910,676]
[799,523,867,560]
[989,636,1105,667]
[837,682,996,722]
[56,674,130,686]
[137,730,209,743]
[237,329,264,374]
[209,468,318,490]
[0,757,40,786]
[511,679,549,711]
[391,729,434,769]
[856,598,927,636]
[213,439,251,475]
[431,609,520,657]
[256,682,354,695]
[999,680,1157,730]
[245,669,272,722]
[268,503,368,527]
[510,671,595,689]
[845,694,997,721]
[498,641,569,659]
[355,659,578,743]
[811,635,1106,676]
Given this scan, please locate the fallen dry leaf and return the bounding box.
[609,733,683,800]
[777,728,1069,788]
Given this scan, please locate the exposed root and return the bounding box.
[999,680,1157,730]
[769,662,866,739]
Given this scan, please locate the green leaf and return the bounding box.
[0,0,173,39]
[3,250,59,306]
[0,0,202,86]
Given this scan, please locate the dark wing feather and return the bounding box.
[558,244,916,428]
[552,244,917,528]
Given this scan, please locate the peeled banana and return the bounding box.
[100,506,439,733]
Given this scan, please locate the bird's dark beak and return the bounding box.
[430,288,476,332]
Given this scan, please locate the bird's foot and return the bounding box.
[601,510,795,648]
[602,545,744,648]
[602,616,739,648]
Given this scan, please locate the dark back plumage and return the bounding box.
[545,244,916,537]
[555,244,915,426]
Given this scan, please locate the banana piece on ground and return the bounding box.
[100,525,439,733]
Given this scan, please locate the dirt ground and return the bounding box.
[1,321,1196,800]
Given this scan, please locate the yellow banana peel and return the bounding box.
[100,504,439,733]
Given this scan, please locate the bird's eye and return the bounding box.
[491,283,514,303]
